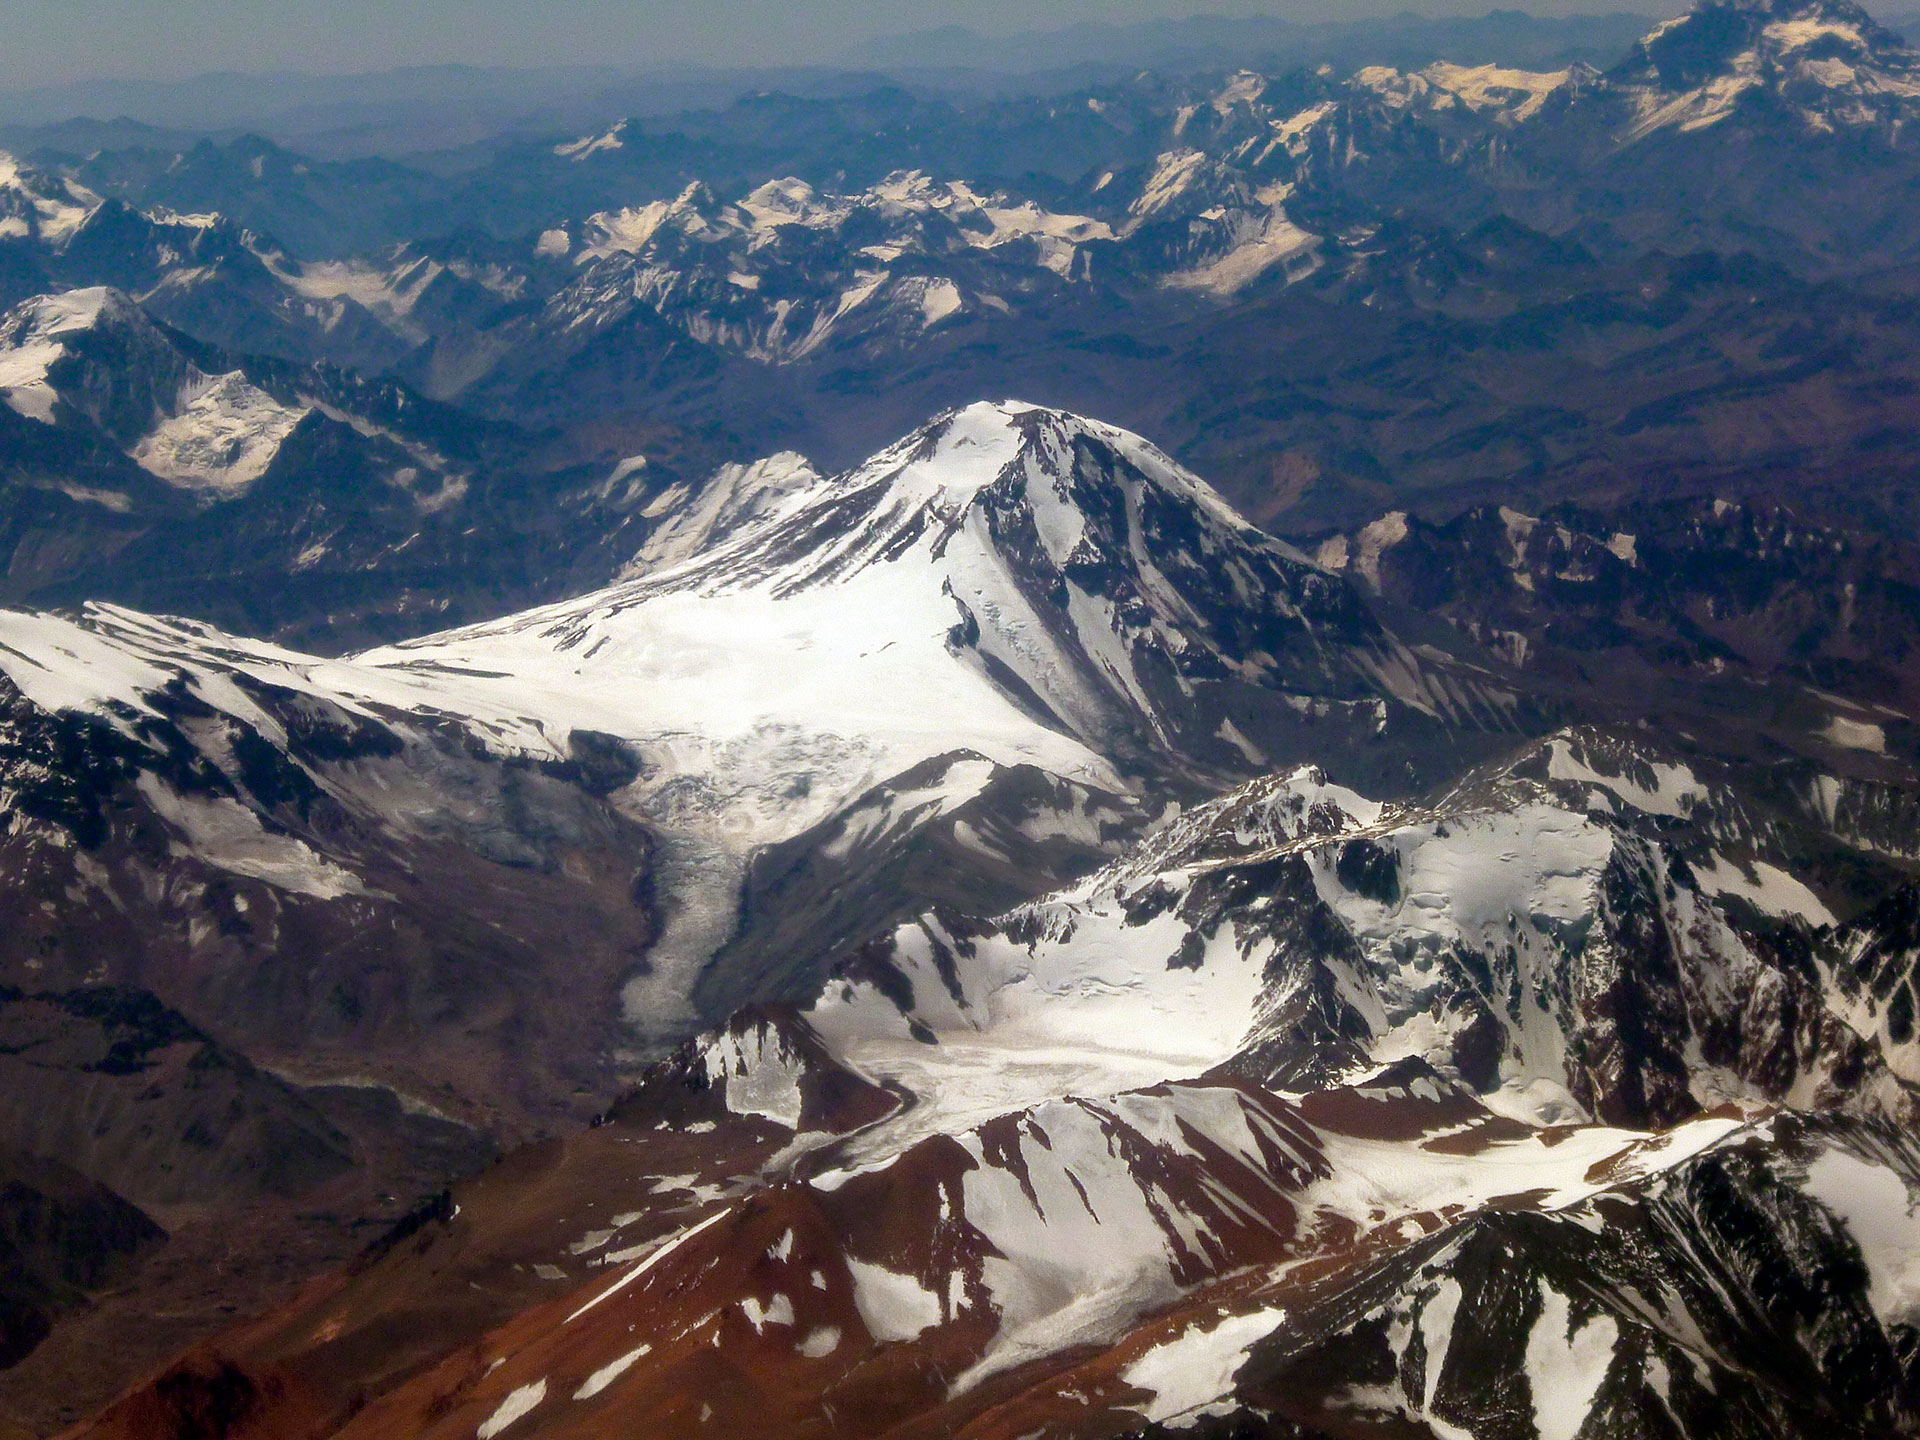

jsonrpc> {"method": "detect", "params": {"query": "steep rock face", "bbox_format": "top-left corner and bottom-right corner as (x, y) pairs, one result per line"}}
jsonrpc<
(0, 289), (196, 439)
(627, 1007), (902, 1136)
(40, 188), (430, 375)
(697, 754), (1150, 1019)
(0, 980), (495, 1424)
(1317, 497), (1920, 724)
(1829, 884), (1920, 1080)
(1128, 1115), (1920, 1439)
(0, 156), (98, 258)
(0, 987), (355, 1212)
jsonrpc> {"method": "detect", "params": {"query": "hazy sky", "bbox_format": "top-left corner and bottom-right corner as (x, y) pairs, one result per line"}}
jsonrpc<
(0, 0), (1677, 88)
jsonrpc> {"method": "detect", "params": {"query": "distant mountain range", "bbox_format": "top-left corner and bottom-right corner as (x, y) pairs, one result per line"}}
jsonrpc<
(843, 9), (1675, 75)
(0, 10), (1721, 159)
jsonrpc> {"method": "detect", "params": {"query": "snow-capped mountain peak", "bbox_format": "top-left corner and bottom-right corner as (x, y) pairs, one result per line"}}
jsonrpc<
(1350, 59), (1596, 125)
(549, 172), (1116, 361)
(625, 399), (1294, 588)
(554, 119), (628, 160)
(0, 287), (139, 422)
(327, 399), (1493, 1035)
(0, 151), (100, 247)
(1616, 0), (1920, 137)
(369, 399), (1391, 788)
(0, 286), (307, 495)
